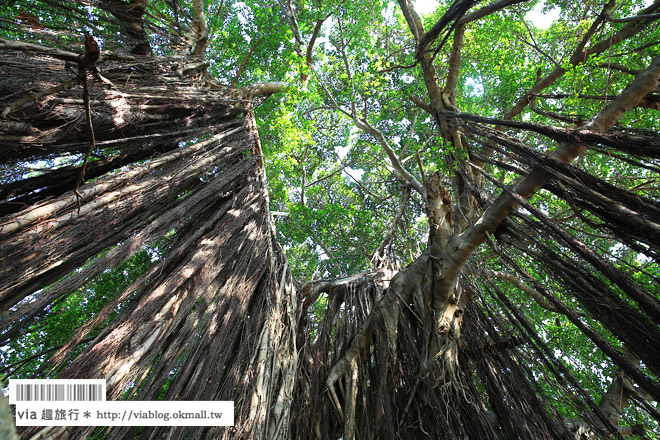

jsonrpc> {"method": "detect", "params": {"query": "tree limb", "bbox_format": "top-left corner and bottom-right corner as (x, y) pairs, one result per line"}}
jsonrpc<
(232, 37), (262, 87)
(448, 110), (660, 158)
(457, 0), (530, 24)
(0, 38), (79, 62)
(441, 53), (660, 304)
(482, 269), (558, 312)
(303, 15), (331, 81)
(597, 62), (641, 75)
(503, 0), (660, 120)
(417, 0), (476, 51)
(239, 82), (289, 99)
(186, 0), (209, 57)
(100, 0), (152, 55)
(373, 184), (411, 265)
(604, 10), (660, 23)
(320, 82), (425, 197)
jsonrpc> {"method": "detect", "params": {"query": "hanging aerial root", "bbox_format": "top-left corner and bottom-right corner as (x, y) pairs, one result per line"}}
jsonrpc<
(452, 110), (660, 159)
(73, 36), (99, 212)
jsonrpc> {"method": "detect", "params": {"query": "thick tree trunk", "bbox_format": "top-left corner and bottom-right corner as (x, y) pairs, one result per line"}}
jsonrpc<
(1, 43), (297, 439)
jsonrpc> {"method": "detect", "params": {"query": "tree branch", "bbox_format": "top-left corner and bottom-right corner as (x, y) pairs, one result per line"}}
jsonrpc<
(482, 269), (558, 312)
(397, 0), (424, 43)
(186, 0), (209, 57)
(517, 19), (560, 67)
(239, 82), (289, 99)
(283, 0), (304, 52)
(0, 38), (79, 62)
(373, 184), (411, 265)
(304, 16), (331, 75)
(336, 17), (357, 117)
(448, 110), (660, 158)
(442, 53), (660, 303)
(417, 0), (475, 51)
(503, 0), (660, 120)
(604, 10), (660, 23)
(457, 0), (530, 24)
(353, 118), (426, 196)
(320, 82), (425, 197)
(597, 62), (641, 75)
(444, 23), (465, 106)
(100, 0), (152, 55)
(231, 37), (262, 87)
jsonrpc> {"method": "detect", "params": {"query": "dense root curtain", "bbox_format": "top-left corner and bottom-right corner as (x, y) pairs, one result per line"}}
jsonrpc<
(0, 33), (295, 439)
(288, 1), (660, 439)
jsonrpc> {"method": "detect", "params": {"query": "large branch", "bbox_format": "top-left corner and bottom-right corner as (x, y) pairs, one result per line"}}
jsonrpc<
(283, 0), (303, 52)
(281, 1), (331, 82)
(441, 54), (660, 298)
(239, 81), (289, 99)
(483, 269), (557, 312)
(457, 0), (530, 24)
(399, 1), (478, 225)
(444, 23), (464, 106)
(353, 118), (426, 197)
(604, 10), (660, 23)
(504, 0), (660, 120)
(0, 39), (79, 62)
(373, 184), (411, 264)
(306, 18), (326, 68)
(185, 0), (209, 57)
(231, 37), (262, 87)
(417, 0), (476, 50)
(301, 16), (330, 82)
(447, 111), (660, 158)
(397, 0), (425, 43)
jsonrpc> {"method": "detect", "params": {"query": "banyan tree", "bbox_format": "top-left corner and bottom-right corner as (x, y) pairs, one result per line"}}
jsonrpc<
(1, 0), (659, 438)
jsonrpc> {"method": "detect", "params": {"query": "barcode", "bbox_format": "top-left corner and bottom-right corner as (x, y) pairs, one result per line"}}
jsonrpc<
(8, 379), (106, 404)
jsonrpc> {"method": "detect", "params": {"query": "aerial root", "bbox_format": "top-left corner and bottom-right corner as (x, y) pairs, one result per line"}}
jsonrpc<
(325, 354), (360, 440)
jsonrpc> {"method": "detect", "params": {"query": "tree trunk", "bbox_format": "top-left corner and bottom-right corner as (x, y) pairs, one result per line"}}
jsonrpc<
(1, 40), (296, 439)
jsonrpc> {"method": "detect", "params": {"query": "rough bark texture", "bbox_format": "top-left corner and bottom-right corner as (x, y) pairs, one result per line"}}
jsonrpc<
(1, 11), (296, 438)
